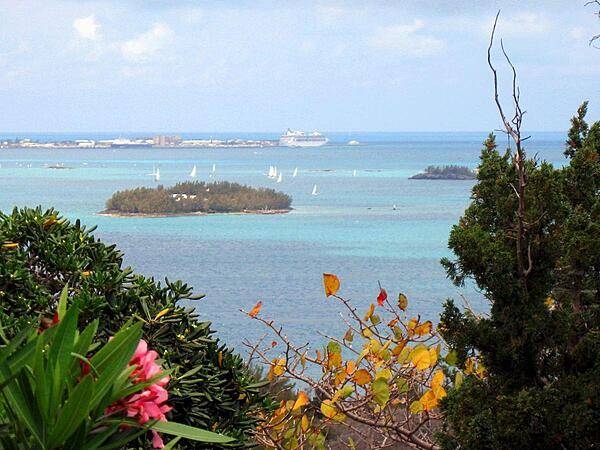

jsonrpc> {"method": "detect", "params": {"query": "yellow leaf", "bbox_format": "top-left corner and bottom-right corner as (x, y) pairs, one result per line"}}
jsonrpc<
(301, 414), (310, 432)
(414, 320), (433, 336)
(293, 391), (310, 410)
(409, 400), (424, 414)
(476, 362), (487, 379)
(428, 347), (438, 366)
(375, 368), (392, 381)
(372, 378), (390, 407)
(154, 308), (170, 320)
(352, 368), (372, 386)
(269, 358), (286, 380)
(81, 271), (92, 277)
(321, 400), (345, 422)
(410, 346), (431, 371)
(364, 303), (375, 321)
(455, 371), (464, 389)
(431, 370), (446, 399)
(398, 293), (408, 311)
(1, 242), (19, 250)
(323, 273), (340, 297)
(332, 385), (354, 402)
(218, 351), (223, 368)
(419, 390), (438, 411)
(248, 301), (263, 318)
(362, 327), (373, 338)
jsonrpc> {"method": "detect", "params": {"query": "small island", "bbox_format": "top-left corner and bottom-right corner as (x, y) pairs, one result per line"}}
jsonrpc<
(102, 181), (292, 216)
(409, 165), (477, 180)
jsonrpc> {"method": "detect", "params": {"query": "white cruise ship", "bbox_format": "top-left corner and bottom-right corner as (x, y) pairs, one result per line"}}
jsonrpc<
(279, 129), (328, 147)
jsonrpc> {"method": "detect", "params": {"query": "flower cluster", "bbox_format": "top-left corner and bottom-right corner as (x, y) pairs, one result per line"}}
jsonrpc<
(106, 340), (172, 448)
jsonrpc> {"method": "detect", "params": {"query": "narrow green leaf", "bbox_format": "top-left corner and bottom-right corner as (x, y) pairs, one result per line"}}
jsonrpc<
(49, 376), (94, 448)
(57, 284), (69, 321)
(148, 421), (235, 443)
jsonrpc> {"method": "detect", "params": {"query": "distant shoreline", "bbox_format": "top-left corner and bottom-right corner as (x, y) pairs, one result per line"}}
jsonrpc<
(98, 209), (292, 218)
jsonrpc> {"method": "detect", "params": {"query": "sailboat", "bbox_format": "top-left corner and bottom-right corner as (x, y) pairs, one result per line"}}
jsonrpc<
(212, 164), (216, 173)
(154, 168), (160, 182)
(353, 169), (357, 177)
(268, 165), (276, 178)
(292, 167), (298, 177)
(277, 172), (283, 183)
(190, 165), (197, 178)
(311, 184), (318, 196)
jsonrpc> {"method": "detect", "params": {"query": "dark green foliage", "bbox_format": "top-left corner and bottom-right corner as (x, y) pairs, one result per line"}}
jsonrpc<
(438, 108), (600, 449)
(410, 165), (476, 180)
(0, 207), (273, 448)
(105, 181), (292, 215)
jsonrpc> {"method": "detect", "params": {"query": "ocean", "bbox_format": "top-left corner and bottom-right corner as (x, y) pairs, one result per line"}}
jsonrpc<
(0, 132), (567, 352)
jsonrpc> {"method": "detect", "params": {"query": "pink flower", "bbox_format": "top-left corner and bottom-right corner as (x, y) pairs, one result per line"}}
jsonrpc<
(105, 339), (171, 448)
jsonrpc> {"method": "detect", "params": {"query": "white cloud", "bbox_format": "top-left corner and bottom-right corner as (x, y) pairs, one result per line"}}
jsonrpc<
(484, 12), (550, 37)
(120, 23), (173, 62)
(569, 26), (587, 41)
(73, 15), (101, 40)
(368, 20), (444, 57)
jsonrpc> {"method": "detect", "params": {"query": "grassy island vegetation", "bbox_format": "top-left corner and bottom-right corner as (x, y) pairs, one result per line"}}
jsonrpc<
(104, 181), (292, 215)
(410, 165), (477, 180)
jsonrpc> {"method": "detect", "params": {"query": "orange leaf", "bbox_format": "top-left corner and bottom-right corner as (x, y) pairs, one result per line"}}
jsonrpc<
(293, 391), (310, 410)
(323, 273), (340, 297)
(248, 301), (263, 318)
(345, 360), (356, 375)
(376, 288), (387, 306)
(419, 390), (438, 411)
(414, 320), (433, 336)
(398, 293), (408, 311)
(352, 368), (372, 386)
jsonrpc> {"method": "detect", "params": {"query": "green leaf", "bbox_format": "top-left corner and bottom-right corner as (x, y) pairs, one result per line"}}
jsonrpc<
(57, 284), (69, 321)
(3, 372), (45, 447)
(327, 341), (342, 356)
(49, 376), (94, 448)
(144, 420), (235, 444)
(372, 378), (390, 408)
(445, 350), (458, 367)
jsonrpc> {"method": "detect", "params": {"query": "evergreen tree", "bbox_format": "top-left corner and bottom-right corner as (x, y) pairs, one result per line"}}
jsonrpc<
(437, 107), (600, 449)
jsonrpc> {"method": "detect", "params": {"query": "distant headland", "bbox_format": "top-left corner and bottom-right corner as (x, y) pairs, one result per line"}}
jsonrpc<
(410, 165), (477, 180)
(101, 181), (292, 217)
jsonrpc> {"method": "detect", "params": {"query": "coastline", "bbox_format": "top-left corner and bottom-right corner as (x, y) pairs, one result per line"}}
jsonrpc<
(97, 209), (292, 218)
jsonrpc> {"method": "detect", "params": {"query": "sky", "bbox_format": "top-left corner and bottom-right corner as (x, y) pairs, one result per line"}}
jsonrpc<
(0, 0), (598, 132)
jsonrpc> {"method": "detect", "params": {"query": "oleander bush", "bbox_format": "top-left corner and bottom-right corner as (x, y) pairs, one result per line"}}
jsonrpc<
(0, 290), (233, 449)
(0, 206), (273, 448)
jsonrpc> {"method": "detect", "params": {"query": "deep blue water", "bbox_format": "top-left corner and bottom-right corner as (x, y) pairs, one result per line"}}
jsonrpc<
(0, 132), (567, 352)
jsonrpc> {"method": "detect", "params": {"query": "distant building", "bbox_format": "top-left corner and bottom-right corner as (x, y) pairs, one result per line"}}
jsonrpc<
(153, 135), (182, 147)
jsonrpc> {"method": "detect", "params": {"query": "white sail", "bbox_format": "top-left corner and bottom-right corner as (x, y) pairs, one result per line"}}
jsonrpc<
(212, 164), (216, 173)
(154, 168), (160, 182)
(353, 169), (357, 177)
(311, 184), (318, 196)
(190, 165), (197, 178)
(268, 165), (276, 178)
(292, 167), (298, 177)
(277, 172), (283, 183)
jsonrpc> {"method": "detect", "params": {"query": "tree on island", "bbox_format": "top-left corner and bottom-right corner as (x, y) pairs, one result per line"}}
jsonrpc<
(437, 14), (600, 449)
(105, 181), (291, 215)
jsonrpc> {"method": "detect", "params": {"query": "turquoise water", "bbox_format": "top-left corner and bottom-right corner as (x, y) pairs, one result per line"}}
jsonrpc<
(0, 132), (566, 350)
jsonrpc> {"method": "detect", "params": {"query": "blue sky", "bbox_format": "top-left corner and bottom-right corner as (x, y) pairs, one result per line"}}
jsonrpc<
(0, 0), (598, 132)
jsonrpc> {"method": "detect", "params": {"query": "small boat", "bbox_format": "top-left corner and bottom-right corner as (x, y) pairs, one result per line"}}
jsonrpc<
(154, 168), (160, 182)
(190, 165), (197, 178)
(277, 172), (283, 183)
(311, 184), (318, 196)
(211, 164), (216, 173)
(348, 140), (360, 146)
(292, 167), (298, 177)
(353, 169), (357, 177)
